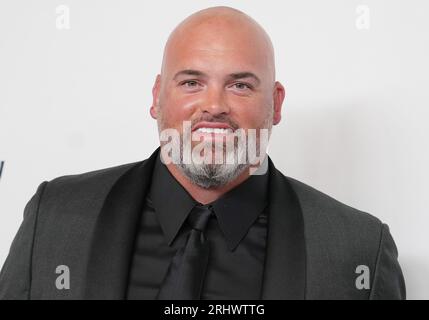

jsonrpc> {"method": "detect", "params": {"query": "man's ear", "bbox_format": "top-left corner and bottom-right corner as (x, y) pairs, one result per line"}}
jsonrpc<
(272, 81), (285, 126)
(150, 74), (161, 120)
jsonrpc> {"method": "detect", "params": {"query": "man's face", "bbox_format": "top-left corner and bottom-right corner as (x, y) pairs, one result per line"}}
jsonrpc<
(155, 25), (277, 138)
(151, 16), (284, 188)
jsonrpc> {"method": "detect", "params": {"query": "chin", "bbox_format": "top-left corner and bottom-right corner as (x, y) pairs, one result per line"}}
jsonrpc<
(176, 162), (249, 189)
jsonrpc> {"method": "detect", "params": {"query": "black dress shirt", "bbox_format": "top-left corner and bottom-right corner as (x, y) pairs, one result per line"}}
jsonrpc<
(126, 153), (269, 299)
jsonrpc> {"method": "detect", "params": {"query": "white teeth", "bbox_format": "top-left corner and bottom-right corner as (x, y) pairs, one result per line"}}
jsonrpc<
(196, 127), (232, 134)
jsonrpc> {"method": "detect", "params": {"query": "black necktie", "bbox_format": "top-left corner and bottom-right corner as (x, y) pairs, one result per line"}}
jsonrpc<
(156, 204), (213, 300)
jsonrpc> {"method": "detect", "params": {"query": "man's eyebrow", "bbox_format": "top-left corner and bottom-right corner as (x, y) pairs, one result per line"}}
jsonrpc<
(172, 69), (261, 85)
(173, 69), (208, 80)
(228, 72), (261, 85)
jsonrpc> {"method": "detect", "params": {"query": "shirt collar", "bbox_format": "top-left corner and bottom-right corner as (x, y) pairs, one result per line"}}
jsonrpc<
(148, 152), (197, 247)
(148, 152), (269, 251)
(211, 165), (269, 251)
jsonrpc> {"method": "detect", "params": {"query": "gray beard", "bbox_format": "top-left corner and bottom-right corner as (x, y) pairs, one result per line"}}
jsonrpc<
(169, 138), (250, 189)
(157, 105), (273, 189)
(176, 162), (249, 189)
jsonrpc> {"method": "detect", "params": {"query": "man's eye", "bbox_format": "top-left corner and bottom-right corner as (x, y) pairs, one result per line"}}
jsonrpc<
(181, 80), (199, 87)
(233, 83), (252, 90)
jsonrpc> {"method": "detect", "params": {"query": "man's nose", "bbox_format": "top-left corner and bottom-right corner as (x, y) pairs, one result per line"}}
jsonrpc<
(200, 86), (230, 115)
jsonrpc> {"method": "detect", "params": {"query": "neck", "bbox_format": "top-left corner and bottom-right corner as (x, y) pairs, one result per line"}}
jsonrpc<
(164, 161), (263, 205)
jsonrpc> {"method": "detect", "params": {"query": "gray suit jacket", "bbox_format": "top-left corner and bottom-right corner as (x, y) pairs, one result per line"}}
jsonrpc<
(0, 147), (406, 299)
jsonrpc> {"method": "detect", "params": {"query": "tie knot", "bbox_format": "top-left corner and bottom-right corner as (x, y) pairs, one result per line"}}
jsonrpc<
(187, 204), (213, 232)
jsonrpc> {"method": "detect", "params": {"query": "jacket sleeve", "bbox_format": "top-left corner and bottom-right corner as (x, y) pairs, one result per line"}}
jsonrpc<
(0, 181), (48, 300)
(369, 223), (406, 300)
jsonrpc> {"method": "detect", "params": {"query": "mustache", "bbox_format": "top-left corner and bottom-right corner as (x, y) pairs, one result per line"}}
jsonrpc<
(192, 115), (239, 131)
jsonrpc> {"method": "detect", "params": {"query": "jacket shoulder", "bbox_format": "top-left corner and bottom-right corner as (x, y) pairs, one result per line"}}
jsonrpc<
(50, 160), (142, 185)
(46, 160), (143, 192)
(285, 176), (382, 228)
(39, 160), (146, 212)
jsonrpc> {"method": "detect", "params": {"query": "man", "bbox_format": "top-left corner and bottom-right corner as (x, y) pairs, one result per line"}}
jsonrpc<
(0, 6), (405, 300)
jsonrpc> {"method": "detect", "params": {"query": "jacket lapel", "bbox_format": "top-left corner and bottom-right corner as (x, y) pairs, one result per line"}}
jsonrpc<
(261, 157), (307, 299)
(83, 147), (160, 299)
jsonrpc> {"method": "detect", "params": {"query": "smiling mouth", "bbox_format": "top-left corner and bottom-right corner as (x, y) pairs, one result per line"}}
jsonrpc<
(194, 127), (234, 134)
(191, 120), (236, 133)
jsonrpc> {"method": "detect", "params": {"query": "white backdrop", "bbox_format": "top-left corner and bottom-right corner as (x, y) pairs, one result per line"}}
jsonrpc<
(0, 0), (428, 299)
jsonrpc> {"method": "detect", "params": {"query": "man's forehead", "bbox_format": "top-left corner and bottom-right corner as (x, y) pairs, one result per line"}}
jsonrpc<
(163, 43), (270, 77)
(161, 8), (275, 81)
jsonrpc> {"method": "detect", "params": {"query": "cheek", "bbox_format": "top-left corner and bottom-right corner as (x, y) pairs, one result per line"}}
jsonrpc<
(232, 99), (271, 129)
(159, 99), (195, 129)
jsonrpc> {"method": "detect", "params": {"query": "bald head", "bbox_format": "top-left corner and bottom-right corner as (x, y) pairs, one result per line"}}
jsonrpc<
(150, 6), (285, 190)
(161, 6), (276, 83)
